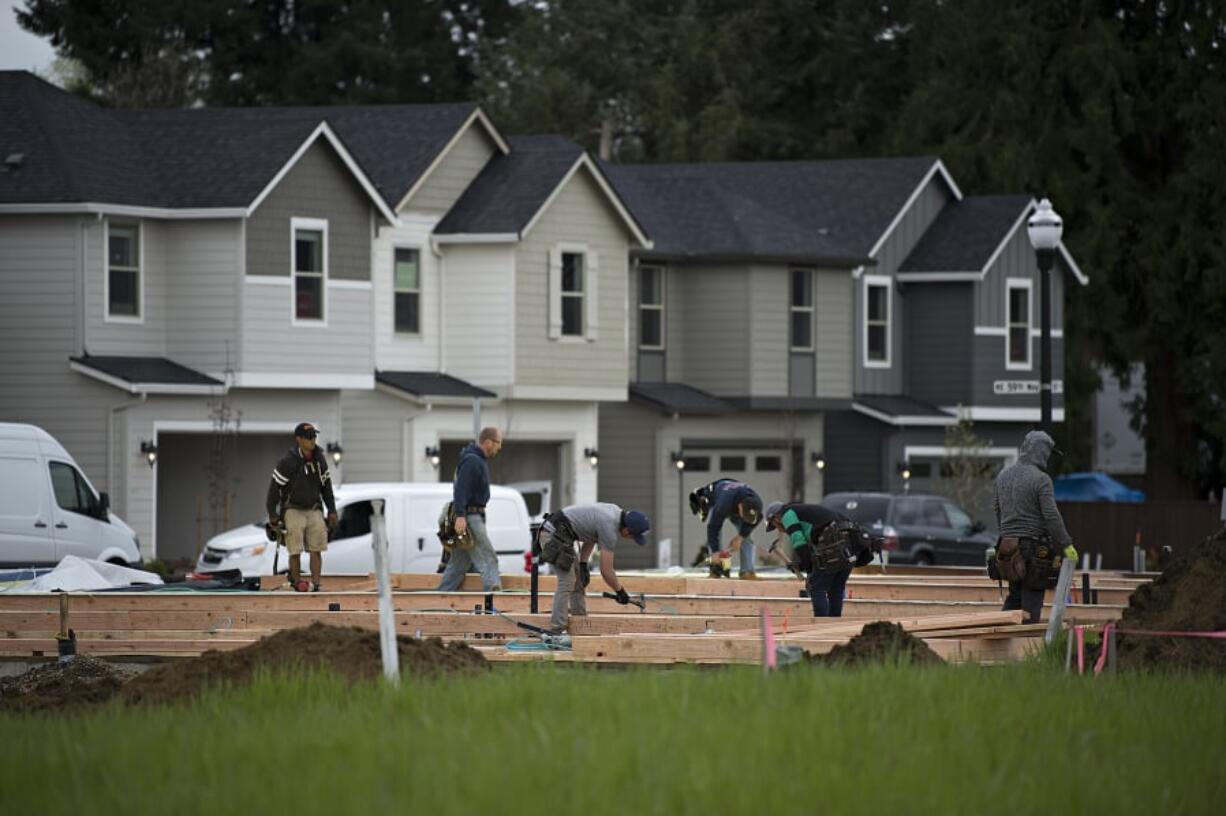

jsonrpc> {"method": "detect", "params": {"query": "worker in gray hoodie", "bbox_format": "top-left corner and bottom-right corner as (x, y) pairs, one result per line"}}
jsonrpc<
(992, 430), (1077, 623)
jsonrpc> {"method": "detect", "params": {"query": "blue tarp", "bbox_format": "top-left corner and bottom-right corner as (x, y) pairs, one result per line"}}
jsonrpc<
(1053, 472), (1145, 502)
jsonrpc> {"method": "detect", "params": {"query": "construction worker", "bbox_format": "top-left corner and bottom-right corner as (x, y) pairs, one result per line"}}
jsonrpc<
(692, 479), (763, 579)
(438, 427), (504, 592)
(266, 422), (338, 592)
(764, 501), (879, 617)
(992, 430), (1077, 623)
(536, 503), (651, 633)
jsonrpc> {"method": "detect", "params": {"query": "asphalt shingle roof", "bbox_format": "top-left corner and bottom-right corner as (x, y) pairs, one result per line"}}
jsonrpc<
(0, 71), (477, 209)
(602, 156), (944, 266)
(629, 382), (733, 414)
(434, 134), (583, 235)
(70, 355), (223, 387)
(899, 195), (1032, 273)
(377, 371), (496, 399)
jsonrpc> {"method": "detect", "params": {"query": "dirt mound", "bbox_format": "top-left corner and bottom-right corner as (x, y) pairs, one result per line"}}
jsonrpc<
(819, 621), (944, 666)
(1115, 526), (1226, 671)
(0, 655), (136, 713)
(122, 623), (488, 705)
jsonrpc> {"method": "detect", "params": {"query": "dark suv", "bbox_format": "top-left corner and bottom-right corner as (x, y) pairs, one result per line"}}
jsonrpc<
(820, 492), (995, 566)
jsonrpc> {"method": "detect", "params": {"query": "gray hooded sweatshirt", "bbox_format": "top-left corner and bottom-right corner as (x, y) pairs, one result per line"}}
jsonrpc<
(992, 431), (1072, 545)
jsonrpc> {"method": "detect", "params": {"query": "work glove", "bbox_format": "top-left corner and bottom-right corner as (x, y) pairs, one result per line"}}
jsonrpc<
(614, 587), (631, 605)
(326, 511), (338, 529)
(1063, 544), (1078, 561)
(578, 562), (591, 588)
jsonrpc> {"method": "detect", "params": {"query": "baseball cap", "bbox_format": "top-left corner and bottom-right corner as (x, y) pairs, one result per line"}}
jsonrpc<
(741, 494), (763, 525)
(764, 500), (785, 530)
(622, 510), (651, 545)
(294, 422), (319, 439)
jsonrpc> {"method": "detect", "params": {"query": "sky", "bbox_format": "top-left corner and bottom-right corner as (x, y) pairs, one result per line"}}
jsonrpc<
(0, 2), (56, 73)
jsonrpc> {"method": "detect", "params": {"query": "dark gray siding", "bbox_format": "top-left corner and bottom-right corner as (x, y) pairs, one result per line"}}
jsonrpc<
(823, 410), (887, 492)
(246, 140), (373, 281)
(905, 283), (973, 406)
(971, 335), (1065, 410)
(597, 400), (659, 569)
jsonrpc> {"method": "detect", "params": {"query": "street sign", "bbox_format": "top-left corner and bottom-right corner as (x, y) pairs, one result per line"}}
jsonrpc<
(993, 380), (1064, 395)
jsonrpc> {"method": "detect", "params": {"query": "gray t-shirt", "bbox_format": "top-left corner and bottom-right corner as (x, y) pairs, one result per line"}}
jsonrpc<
(561, 503), (623, 551)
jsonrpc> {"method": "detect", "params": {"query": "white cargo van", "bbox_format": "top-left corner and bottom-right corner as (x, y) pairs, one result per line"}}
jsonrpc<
(0, 423), (141, 568)
(195, 482), (533, 578)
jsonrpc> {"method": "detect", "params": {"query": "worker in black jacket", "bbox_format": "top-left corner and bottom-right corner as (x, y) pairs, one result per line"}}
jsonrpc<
(266, 422), (338, 592)
(765, 501), (879, 617)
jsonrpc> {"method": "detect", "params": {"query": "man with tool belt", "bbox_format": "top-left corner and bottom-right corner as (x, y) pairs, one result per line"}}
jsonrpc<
(266, 422), (338, 592)
(438, 427), (504, 592)
(691, 479), (764, 579)
(534, 503), (651, 633)
(764, 501), (879, 617)
(991, 430), (1078, 623)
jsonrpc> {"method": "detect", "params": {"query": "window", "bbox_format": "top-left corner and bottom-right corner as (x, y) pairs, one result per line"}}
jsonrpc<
(921, 499), (952, 528)
(893, 497), (922, 526)
(720, 456), (746, 471)
(790, 268), (814, 350)
(683, 456), (711, 472)
(335, 500), (375, 540)
(561, 252), (584, 336)
(107, 222), (140, 319)
(394, 248), (420, 334)
(755, 455), (782, 472)
(49, 462), (97, 517)
(639, 265), (664, 350)
(292, 218), (327, 322)
(1007, 279), (1032, 369)
(943, 502), (973, 531)
(822, 495), (889, 527)
(864, 276), (891, 366)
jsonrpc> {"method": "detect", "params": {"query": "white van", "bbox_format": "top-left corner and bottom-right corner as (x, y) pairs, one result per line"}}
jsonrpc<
(195, 482), (533, 578)
(0, 423), (141, 568)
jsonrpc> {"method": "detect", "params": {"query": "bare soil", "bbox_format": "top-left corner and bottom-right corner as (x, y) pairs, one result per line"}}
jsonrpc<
(1115, 526), (1226, 671)
(0, 624), (487, 712)
(818, 621), (944, 666)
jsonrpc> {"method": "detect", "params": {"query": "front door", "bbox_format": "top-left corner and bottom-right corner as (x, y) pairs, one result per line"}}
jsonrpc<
(0, 454), (56, 566)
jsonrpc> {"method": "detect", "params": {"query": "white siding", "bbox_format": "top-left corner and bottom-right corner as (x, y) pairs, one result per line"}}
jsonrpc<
(402, 124), (497, 215)
(372, 215), (441, 372)
(241, 281), (374, 375)
(441, 245), (515, 388)
(165, 220), (242, 374)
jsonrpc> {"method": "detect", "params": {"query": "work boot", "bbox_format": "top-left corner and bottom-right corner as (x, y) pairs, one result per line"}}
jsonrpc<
(311, 582), (322, 593)
(739, 571), (759, 580)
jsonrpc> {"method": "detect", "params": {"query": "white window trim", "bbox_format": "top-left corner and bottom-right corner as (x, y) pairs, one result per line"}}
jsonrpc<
(638, 264), (666, 351)
(790, 267), (815, 352)
(863, 274), (892, 368)
(392, 244), (423, 337)
(1005, 278), (1033, 371)
(549, 241), (597, 343)
(291, 216), (328, 327)
(104, 219), (144, 324)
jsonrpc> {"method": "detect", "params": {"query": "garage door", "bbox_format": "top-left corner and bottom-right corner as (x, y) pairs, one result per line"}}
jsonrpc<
(439, 441), (563, 509)
(676, 448), (794, 566)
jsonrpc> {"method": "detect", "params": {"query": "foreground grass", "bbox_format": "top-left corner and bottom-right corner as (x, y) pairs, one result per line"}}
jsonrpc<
(1, 661), (1223, 815)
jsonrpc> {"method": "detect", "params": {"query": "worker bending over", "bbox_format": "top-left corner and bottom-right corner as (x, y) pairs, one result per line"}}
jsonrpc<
(690, 479), (763, 579)
(764, 501), (880, 617)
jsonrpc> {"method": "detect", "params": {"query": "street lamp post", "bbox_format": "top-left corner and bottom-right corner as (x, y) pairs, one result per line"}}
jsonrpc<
(1027, 198), (1063, 430)
(671, 451), (686, 565)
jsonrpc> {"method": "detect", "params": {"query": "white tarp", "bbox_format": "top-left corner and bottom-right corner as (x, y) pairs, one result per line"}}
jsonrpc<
(0, 555), (163, 593)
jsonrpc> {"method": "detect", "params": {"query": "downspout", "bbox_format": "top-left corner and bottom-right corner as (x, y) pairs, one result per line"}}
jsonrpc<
(430, 235), (445, 373)
(108, 391), (147, 514)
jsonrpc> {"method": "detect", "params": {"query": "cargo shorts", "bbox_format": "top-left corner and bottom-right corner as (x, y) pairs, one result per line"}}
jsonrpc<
(284, 507), (328, 555)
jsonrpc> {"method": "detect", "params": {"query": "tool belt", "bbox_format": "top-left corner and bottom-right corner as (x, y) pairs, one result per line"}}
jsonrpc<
(437, 501), (475, 552)
(809, 521), (856, 574)
(992, 536), (1058, 589)
(535, 511), (578, 572)
(1026, 537), (1060, 591)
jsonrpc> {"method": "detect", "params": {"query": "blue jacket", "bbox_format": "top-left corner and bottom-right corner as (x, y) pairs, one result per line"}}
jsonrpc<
(706, 481), (762, 550)
(453, 442), (490, 511)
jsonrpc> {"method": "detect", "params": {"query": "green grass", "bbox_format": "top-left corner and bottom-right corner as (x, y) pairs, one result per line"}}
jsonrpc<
(2, 662), (1223, 815)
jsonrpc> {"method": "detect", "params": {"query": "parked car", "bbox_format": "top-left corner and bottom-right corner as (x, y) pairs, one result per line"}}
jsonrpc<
(0, 423), (141, 567)
(195, 482), (533, 578)
(1053, 472), (1145, 502)
(820, 492), (996, 566)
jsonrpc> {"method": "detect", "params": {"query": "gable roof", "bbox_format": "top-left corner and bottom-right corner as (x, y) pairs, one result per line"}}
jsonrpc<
(602, 156), (949, 268)
(434, 135), (650, 246)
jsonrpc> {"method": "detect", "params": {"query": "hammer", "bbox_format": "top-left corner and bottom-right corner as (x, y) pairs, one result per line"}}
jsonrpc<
(602, 591), (647, 611)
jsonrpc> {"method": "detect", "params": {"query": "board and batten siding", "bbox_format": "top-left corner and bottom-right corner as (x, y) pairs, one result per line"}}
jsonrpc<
(970, 335), (1065, 410)
(0, 215), (136, 496)
(514, 168), (631, 392)
(441, 244), (515, 389)
(85, 217), (168, 357)
(814, 268), (854, 399)
(401, 123), (497, 215)
(747, 265), (789, 396)
(673, 264), (750, 395)
(242, 282), (373, 374)
(245, 140), (372, 281)
(164, 220), (242, 375)
(905, 283), (973, 406)
(855, 174), (954, 395)
(975, 224), (1066, 328)
(372, 217), (440, 372)
(822, 409), (888, 493)
(596, 400), (660, 569)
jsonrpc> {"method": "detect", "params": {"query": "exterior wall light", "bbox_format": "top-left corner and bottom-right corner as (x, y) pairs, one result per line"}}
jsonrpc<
(425, 445), (441, 468)
(140, 440), (158, 468)
(326, 442), (344, 466)
(584, 447), (599, 468)
(811, 452), (827, 471)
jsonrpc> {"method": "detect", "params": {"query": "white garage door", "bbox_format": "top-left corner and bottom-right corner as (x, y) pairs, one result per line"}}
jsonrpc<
(676, 449), (793, 565)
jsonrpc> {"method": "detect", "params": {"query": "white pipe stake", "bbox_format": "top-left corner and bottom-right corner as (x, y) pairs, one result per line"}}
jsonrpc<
(370, 499), (400, 684)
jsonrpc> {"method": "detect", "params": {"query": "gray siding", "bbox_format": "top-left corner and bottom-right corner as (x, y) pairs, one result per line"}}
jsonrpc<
(673, 264), (750, 395)
(971, 335), (1065, 409)
(339, 388), (420, 482)
(855, 174), (953, 394)
(748, 265), (789, 396)
(0, 215), (136, 496)
(165, 220), (242, 374)
(514, 168), (631, 392)
(906, 283), (973, 406)
(402, 123), (497, 215)
(823, 409), (887, 492)
(86, 218), (168, 356)
(246, 140), (373, 281)
(815, 268), (853, 399)
(242, 282), (374, 374)
(596, 400), (660, 569)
